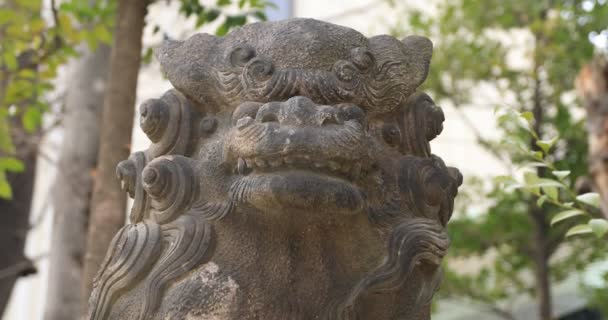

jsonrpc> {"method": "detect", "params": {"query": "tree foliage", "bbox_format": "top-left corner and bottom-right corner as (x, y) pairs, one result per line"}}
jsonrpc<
(0, 0), (115, 198)
(495, 109), (607, 237)
(391, 0), (608, 317)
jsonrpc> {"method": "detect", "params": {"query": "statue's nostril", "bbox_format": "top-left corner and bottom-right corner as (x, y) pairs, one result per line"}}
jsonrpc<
(337, 103), (366, 126)
(232, 101), (263, 125)
(261, 113), (279, 123)
(321, 115), (339, 126)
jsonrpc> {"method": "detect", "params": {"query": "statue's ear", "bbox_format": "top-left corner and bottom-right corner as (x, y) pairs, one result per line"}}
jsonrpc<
(398, 92), (443, 157)
(154, 34), (220, 107)
(155, 39), (184, 73)
(400, 36), (433, 88)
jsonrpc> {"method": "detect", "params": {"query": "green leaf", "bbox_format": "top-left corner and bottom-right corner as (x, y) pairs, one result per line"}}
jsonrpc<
(3, 51), (18, 71)
(551, 209), (585, 226)
(258, 0), (277, 9)
(523, 171), (540, 193)
(22, 107), (42, 133)
(205, 9), (220, 22)
(216, 22), (229, 36)
(552, 170), (570, 180)
(58, 13), (77, 41)
(84, 31), (99, 51)
(0, 157), (24, 172)
(0, 9), (14, 25)
(216, 14), (248, 36)
(536, 178), (563, 188)
(523, 175), (563, 190)
(537, 195), (548, 207)
(494, 175), (517, 185)
(195, 14), (207, 27)
(252, 10), (267, 21)
(531, 151), (544, 160)
(536, 135), (559, 154)
(0, 171), (12, 199)
(566, 224), (593, 237)
(519, 161), (548, 168)
(226, 14), (247, 27)
(576, 192), (600, 208)
(519, 111), (534, 122)
(523, 171), (539, 184)
(542, 186), (558, 200)
(30, 18), (46, 33)
(142, 47), (154, 64)
(0, 118), (15, 154)
(516, 111), (538, 138)
(18, 69), (36, 79)
(589, 219), (608, 238)
(94, 24), (112, 44)
(15, 0), (41, 10)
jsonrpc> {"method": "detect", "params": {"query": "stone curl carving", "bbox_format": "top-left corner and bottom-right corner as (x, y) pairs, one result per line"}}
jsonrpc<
(88, 18), (462, 320)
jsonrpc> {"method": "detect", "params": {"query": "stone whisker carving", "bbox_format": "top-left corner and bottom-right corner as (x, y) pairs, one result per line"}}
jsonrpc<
(87, 18), (462, 320)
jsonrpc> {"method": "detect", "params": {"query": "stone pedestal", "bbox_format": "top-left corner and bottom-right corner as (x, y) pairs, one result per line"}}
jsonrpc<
(87, 18), (462, 320)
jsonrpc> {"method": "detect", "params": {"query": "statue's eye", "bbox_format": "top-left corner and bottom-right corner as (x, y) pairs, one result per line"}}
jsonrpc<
(382, 124), (401, 147)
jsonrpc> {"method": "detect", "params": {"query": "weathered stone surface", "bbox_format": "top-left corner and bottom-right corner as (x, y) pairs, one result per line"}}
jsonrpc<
(86, 18), (462, 320)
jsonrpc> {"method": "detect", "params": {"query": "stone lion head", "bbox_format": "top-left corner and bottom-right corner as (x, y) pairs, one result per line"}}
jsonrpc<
(88, 19), (461, 320)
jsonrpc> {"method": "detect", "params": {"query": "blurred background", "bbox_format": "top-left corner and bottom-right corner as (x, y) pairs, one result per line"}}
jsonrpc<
(0, 0), (607, 319)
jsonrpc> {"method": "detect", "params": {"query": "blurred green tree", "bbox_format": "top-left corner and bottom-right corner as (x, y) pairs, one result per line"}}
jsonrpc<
(0, 0), (114, 316)
(390, 1), (608, 319)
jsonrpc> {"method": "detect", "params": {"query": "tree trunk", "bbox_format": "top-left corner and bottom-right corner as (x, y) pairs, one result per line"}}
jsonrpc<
(81, 0), (148, 305)
(44, 44), (110, 320)
(532, 208), (553, 320)
(576, 57), (608, 219)
(0, 125), (38, 317)
(531, 65), (553, 320)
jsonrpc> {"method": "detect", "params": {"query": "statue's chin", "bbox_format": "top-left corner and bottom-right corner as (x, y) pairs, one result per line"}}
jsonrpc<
(231, 170), (364, 218)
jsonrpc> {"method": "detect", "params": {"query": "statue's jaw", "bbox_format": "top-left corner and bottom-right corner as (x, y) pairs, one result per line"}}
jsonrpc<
(229, 170), (365, 218)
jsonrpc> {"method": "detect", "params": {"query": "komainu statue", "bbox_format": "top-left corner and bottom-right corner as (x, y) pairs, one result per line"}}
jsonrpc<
(87, 18), (462, 320)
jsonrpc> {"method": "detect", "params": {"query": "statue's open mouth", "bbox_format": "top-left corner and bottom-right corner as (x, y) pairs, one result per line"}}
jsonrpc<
(220, 97), (376, 215)
(226, 151), (370, 216)
(233, 153), (372, 182)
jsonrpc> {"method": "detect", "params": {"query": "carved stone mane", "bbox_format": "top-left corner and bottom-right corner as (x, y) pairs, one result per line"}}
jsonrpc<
(87, 18), (462, 320)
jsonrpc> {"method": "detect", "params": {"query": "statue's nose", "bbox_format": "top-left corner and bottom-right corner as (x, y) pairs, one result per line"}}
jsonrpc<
(256, 96), (338, 127)
(232, 96), (366, 128)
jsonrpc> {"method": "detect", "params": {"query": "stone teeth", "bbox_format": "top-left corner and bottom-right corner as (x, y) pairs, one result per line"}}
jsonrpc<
(268, 158), (283, 167)
(313, 162), (326, 168)
(328, 161), (340, 171)
(237, 155), (357, 179)
(255, 158), (268, 168)
(340, 163), (351, 173)
(237, 158), (247, 175)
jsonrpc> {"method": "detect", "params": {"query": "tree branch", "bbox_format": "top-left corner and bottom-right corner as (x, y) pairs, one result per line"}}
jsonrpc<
(0, 253), (47, 280)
